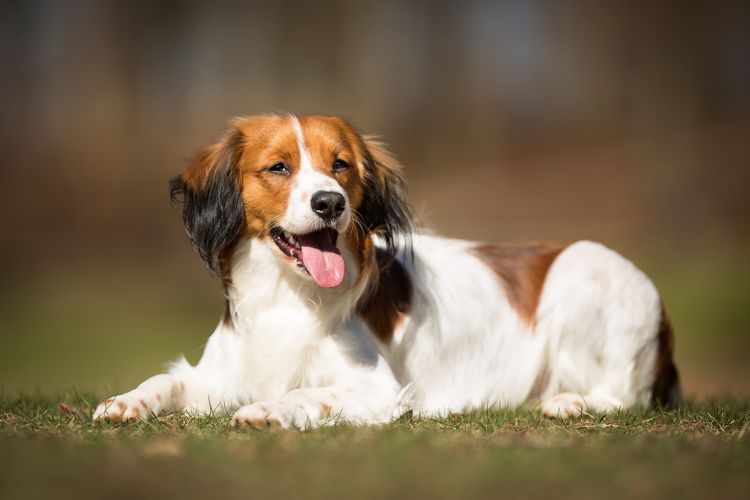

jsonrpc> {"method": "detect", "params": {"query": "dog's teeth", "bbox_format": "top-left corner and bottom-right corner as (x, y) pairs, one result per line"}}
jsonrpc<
(288, 235), (296, 245)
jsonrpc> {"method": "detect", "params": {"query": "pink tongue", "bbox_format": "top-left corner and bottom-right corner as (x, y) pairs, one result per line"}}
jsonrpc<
(298, 230), (345, 287)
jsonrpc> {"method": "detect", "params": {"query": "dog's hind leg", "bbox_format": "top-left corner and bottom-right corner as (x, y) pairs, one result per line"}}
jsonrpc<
(535, 241), (665, 420)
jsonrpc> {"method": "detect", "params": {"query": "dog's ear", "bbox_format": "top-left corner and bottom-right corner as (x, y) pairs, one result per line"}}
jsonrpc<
(358, 137), (414, 258)
(169, 129), (246, 277)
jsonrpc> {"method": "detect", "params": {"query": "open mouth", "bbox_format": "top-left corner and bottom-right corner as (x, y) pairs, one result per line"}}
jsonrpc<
(271, 227), (345, 287)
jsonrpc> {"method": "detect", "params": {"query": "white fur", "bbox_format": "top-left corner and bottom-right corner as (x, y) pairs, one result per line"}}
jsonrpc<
(94, 234), (663, 427)
(93, 119), (664, 428)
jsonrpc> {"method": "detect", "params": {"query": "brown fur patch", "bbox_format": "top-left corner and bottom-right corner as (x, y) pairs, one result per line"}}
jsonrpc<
(357, 248), (412, 343)
(651, 303), (681, 406)
(346, 221), (375, 283)
(231, 115), (297, 239)
(320, 403), (331, 418)
(472, 242), (565, 325)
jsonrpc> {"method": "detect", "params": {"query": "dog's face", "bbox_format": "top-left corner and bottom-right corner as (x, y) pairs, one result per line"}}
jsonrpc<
(236, 116), (364, 287)
(170, 114), (412, 287)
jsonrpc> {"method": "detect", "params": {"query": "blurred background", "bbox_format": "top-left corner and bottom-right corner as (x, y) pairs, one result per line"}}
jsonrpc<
(1, 0), (748, 398)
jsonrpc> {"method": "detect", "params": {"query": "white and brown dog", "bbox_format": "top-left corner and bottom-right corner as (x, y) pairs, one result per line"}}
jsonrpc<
(93, 114), (680, 427)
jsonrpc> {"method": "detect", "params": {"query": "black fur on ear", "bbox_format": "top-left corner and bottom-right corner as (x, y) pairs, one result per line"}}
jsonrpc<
(169, 130), (246, 277)
(358, 137), (415, 259)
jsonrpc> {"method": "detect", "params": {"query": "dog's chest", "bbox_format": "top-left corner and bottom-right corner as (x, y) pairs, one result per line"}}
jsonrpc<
(230, 298), (322, 400)
(226, 239), (366, 401)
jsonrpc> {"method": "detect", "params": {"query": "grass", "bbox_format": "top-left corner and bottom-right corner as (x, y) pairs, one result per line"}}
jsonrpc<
(1, 394), (749, 500)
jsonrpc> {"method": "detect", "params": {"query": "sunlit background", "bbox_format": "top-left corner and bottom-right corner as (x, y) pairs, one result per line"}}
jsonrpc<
(1, 0), (748, 397)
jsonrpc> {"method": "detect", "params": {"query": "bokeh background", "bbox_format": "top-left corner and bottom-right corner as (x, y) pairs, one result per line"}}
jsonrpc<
(1, 0), (748, 398)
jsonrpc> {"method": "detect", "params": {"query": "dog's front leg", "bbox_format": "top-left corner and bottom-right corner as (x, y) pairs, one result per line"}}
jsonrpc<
(92, 373), (187, 422)
(231, 321), (402, 429)
(231, 383), (397, 429)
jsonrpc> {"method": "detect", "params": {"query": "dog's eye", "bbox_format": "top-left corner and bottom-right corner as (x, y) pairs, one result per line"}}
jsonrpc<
(268, 163), (290, 175)
(333, 159), (350, 172)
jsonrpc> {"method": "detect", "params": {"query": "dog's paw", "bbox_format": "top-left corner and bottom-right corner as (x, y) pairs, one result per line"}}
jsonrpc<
(541, 392), (587, 419)
(93, 394), (153, 423)
(231, 402), (289, 429)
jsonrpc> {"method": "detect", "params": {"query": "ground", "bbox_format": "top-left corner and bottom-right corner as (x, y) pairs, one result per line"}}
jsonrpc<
(1, 395), (748, 500)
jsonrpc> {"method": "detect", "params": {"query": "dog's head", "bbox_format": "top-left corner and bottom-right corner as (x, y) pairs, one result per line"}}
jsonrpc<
(169, 114), (412, 287)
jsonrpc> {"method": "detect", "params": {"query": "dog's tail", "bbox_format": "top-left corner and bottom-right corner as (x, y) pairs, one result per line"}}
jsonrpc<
(651, 303), (682, 408)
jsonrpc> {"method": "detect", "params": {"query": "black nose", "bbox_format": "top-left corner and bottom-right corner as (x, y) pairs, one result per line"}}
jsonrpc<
(311, 191), (346, 220)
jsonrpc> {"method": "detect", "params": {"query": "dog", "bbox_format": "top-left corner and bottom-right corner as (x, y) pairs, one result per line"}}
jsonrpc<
(93, 114), (680, 427)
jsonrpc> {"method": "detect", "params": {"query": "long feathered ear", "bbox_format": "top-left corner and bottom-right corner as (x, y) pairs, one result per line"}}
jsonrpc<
(358, 137), (414, 258)
(169, 129), (246, 277)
